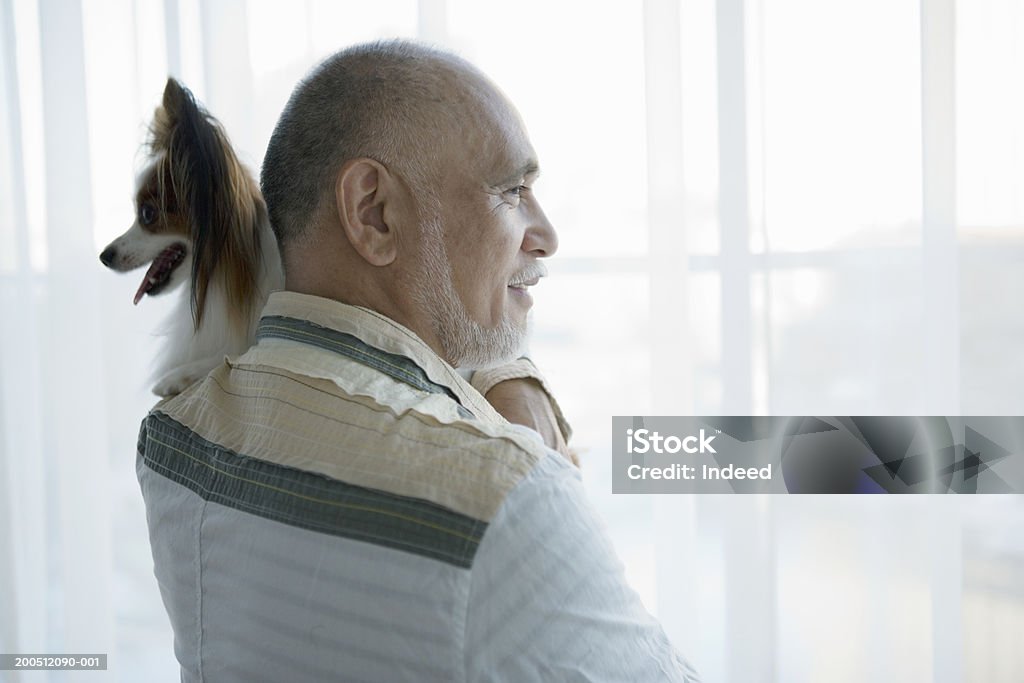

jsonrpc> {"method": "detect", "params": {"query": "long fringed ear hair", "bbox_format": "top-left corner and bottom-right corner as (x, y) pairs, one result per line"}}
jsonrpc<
(149, 78), (264, 332)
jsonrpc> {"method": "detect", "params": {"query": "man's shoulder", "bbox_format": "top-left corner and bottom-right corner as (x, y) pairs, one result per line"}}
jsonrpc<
(145, 353), (552, 525)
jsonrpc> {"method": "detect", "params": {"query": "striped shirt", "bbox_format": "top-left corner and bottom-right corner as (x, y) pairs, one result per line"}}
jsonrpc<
(137, 291), (699, 682)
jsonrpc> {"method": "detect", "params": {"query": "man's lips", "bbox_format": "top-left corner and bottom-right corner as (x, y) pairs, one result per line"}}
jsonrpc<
(508, 277), (540, 290)
(507, 277), (540, 306)
(506, 263), (546, 306)
(508, 263), (547, 290)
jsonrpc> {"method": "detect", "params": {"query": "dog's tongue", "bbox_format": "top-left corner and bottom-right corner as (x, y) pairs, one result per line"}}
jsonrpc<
(133, 267), (157, 305)
(133, 245), (184, 305)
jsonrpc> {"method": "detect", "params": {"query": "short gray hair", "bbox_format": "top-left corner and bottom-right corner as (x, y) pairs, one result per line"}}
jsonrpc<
(261, 40), (466, 251)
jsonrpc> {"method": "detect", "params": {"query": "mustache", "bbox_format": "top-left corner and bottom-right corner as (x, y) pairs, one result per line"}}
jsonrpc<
(509, 263), (548, 285)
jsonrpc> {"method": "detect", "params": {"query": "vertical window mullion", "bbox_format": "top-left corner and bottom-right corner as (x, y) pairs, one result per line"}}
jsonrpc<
(716, 3), (776, 683)
(37, 0), (114, 655)
(163, 0), (182, 80)
(717, 0), (752, 417)
(198, 0), (254, 152)
(643, 0), (691, 415)
(0, 0), (48, 656)
(643, 0), (699, 665)
(417, 0), (448, 43)
(922, 0), (960, 415)
(921, 5), (963, 682)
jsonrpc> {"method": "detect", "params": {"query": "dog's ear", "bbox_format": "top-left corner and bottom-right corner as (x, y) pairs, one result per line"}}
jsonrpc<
(171, 87), (261, 332)
(161, 78), (198, 125)
(150, 78), (197, 153)
(163, 78), (184, 109)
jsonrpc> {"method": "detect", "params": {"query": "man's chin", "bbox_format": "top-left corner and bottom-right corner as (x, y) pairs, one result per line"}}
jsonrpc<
(457, 350), (519, 371)
(452, 320), (530, 370)
(452, 339), (522, 370)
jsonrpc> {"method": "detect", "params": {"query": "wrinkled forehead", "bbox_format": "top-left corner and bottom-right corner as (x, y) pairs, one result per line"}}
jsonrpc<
(434, 66), (537, 181)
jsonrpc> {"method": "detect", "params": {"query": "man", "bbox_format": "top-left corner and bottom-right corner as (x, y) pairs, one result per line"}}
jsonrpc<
(137, 40), (699, 682)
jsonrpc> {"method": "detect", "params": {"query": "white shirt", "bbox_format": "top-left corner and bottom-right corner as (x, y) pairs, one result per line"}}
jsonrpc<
(137, 291), (700, 682)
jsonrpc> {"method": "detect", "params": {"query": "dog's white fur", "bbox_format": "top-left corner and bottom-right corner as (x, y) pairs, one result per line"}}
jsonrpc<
(102, 167), (282, 396)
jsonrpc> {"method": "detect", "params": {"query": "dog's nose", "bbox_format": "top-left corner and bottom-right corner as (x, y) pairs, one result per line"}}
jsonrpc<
(99, 246), (117, 267)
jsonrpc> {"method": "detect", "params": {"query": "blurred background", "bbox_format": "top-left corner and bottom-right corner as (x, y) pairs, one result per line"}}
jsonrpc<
(2, 0), (1024, 681)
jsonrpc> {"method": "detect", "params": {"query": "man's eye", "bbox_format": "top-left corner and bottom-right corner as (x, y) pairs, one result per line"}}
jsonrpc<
(139, 203), (158, 225)
(506, 185), (528, 199)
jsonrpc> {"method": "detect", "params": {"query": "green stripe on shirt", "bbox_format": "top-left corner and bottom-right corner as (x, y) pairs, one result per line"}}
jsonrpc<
(257, 315), (473, 418)
(139, 411), (487, 569)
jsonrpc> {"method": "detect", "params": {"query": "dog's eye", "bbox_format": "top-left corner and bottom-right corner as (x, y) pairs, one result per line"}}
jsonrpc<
(139, 203), (158, 225)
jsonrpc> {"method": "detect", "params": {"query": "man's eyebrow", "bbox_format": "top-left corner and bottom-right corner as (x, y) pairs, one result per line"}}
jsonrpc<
(492, 160), (541, 188)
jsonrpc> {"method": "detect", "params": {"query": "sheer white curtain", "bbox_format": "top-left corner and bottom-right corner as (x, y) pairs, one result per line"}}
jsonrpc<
(2, 1), (1023, 681)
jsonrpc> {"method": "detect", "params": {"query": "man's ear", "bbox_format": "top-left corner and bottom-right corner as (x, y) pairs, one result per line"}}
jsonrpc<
(335, 158), (399, 266)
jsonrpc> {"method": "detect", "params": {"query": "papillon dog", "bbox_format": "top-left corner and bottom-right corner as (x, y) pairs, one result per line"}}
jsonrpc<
(100, 78), (283, 397)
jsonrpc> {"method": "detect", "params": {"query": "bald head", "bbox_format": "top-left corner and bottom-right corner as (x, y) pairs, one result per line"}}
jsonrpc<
(261, 39), (557, 368)
(260, 40), (488, 254)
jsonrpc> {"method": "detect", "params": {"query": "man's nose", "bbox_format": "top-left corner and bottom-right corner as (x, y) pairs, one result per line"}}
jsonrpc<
(523, 202), (558, 258)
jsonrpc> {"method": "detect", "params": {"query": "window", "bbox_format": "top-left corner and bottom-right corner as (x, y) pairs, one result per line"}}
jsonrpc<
(1, 1), (1022, 680)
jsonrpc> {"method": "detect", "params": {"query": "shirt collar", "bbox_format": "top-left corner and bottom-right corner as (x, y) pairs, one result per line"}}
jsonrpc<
(257, 291), (503, 422)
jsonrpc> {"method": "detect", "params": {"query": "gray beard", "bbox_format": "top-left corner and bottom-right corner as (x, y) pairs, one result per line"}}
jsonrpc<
(411, 216), (528, 369)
